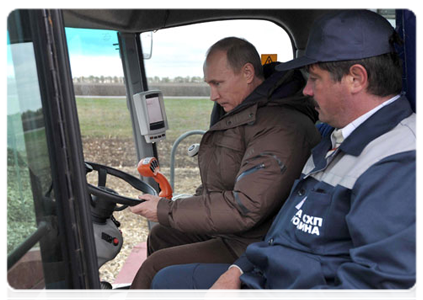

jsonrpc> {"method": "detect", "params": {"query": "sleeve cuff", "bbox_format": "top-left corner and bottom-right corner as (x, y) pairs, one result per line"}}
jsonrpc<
(233, 253), (255, 274)
(157, 197), (172, 227)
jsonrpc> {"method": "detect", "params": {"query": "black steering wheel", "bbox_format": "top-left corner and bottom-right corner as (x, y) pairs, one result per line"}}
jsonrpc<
(85, 162), (157, 207)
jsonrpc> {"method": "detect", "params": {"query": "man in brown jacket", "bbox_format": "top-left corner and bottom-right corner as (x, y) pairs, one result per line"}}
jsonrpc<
(129, 37), (321, 288)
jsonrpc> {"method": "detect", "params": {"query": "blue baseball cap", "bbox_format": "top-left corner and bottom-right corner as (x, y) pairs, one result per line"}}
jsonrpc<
(277, 10), (396, 71)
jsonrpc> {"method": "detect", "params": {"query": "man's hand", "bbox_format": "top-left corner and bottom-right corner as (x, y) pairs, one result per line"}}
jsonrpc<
(129, 194), (161, 222)
(204, 268), (241, 300)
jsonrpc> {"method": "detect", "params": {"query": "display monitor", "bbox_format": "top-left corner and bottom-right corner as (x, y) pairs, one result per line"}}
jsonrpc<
(132, 90), (168, 143)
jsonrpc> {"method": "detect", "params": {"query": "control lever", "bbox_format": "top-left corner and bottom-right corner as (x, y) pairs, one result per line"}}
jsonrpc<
(137, 157), (172, 199)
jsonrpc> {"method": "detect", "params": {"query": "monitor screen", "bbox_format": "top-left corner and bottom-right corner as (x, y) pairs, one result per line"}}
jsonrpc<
(146, 94), (164, 130)
(132, 90), (168, 143)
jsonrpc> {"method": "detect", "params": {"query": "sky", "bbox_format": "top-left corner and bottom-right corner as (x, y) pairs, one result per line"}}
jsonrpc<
(65, 19), (294, 79)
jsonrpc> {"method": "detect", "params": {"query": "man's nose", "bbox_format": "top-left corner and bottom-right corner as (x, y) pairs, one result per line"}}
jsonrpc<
(210, 87), (220, 101)
(303, 80), (313, 97)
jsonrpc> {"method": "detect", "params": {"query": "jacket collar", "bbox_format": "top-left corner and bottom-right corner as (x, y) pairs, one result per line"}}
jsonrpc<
(209, 103), (258, 131)
(339, 95), (413, 156)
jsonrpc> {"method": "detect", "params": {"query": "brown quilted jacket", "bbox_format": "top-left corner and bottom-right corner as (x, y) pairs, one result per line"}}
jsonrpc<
(157, 70), (321, 256)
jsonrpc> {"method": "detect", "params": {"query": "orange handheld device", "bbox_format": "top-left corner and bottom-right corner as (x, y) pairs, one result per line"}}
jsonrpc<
(137, 157), (172, 200)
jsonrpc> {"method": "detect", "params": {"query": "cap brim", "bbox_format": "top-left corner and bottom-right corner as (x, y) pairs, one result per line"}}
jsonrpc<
(275, 56), (318, 71)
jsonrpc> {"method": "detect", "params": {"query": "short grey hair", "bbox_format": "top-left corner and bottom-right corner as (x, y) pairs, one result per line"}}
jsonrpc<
(206, 37), (264, 80)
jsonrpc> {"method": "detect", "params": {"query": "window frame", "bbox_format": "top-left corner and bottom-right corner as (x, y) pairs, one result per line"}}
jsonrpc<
(7, 9), (100, 289)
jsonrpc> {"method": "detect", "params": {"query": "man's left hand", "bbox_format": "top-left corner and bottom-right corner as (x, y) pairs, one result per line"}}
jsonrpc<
(129, 194), (161, 222)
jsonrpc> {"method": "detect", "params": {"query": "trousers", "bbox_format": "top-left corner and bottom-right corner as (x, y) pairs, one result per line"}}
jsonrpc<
(130, 224), (239, 289)
(151, 263), (231, 289)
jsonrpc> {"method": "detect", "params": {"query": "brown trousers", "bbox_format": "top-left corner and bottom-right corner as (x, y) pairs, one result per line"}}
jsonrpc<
(130, 224), (239, 289)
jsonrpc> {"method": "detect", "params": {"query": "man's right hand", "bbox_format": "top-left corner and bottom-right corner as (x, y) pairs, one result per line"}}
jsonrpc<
(209, 266), (242, 289)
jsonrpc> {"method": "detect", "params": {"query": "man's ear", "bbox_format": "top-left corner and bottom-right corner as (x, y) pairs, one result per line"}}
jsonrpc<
(243, 63), (255, 84)
(348, 64), (368, 94)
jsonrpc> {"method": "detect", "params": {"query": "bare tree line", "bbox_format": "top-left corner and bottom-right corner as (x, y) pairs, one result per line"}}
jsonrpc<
(72, 76), (204, 84)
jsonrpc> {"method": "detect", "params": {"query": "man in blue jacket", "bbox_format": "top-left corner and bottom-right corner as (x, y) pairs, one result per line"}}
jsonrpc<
(150, 10), (416, 289)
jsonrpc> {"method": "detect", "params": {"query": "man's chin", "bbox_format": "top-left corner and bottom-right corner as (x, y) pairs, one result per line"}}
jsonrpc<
(220, 104), (231, 112)
(316, 111), (326, 124)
